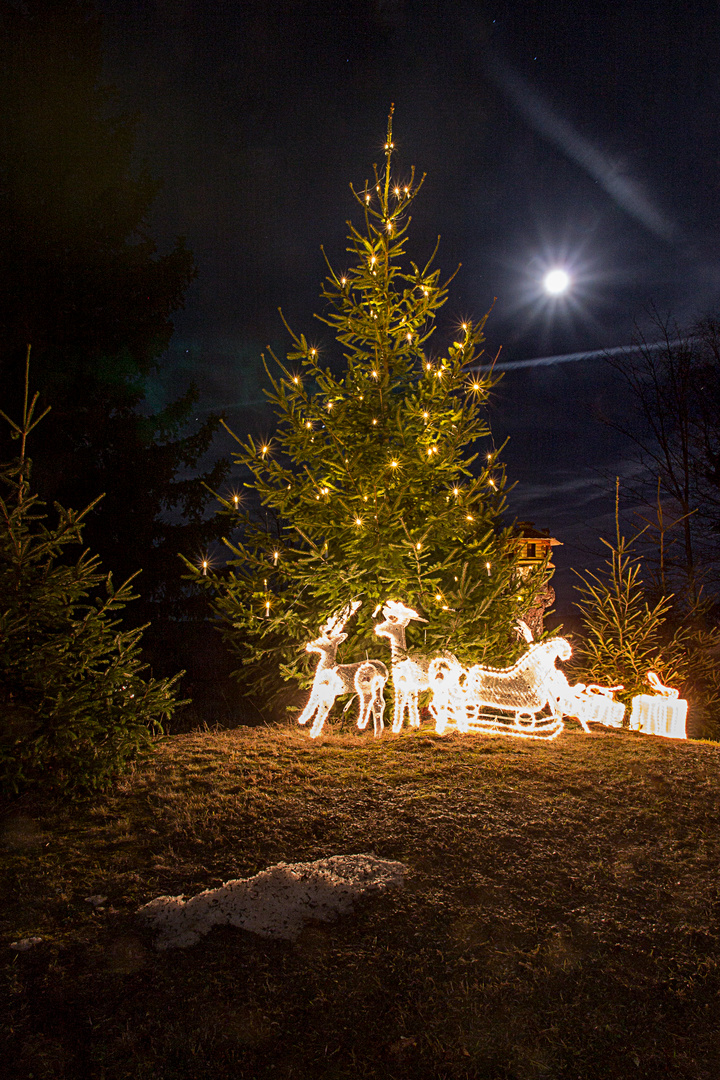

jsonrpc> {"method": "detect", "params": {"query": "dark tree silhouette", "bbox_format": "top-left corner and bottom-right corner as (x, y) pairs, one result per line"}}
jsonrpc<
(0, 1), (229, 672)
(604, 311), (720, 607)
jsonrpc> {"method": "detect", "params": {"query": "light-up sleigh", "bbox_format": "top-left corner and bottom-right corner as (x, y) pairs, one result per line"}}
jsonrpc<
(428, 638), (572, 740)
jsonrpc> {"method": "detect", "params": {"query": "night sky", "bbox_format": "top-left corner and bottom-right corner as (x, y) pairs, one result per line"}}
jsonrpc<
(96, 0), (720, 613)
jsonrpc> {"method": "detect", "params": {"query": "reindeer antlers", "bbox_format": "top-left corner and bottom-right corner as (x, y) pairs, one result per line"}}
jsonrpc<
(319, 600), (362, 638)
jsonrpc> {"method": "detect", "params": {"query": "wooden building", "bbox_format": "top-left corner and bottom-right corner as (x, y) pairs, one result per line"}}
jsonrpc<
(509, 522), (562, 639)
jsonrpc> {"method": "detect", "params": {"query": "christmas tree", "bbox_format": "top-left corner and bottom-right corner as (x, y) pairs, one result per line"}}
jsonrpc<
(194, 112), (543, 704)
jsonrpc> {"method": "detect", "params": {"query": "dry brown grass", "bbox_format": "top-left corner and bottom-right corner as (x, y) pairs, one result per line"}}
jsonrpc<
(3, 720), (720, 1079)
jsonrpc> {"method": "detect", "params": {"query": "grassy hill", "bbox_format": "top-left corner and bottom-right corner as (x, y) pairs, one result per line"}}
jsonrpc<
(3, 721), (720, 1079)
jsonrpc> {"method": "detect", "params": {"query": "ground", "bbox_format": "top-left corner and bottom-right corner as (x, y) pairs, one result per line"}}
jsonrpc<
(2, 720), (720, 1079)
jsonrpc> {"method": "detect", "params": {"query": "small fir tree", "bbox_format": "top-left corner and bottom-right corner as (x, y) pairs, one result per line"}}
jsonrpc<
(573, 480), (720, 722)
(192, 112), (543, 704)
(0, 356), (183, 795)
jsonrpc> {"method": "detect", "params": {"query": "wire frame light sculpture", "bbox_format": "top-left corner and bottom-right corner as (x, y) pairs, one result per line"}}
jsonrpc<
(297, 602), (388, 738)
(295, 602), (688, 745)
(427, 638), (572, 740)
(559, 682), (626, 731)
(374, 601), (430, 733)
(630, 672), (688, 740)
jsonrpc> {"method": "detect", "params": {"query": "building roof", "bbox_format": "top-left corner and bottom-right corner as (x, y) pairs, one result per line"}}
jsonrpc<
(512, 521), (562, 546)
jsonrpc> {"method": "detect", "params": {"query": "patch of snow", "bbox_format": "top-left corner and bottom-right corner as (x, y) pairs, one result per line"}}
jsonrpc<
(137, 853), (407, 949)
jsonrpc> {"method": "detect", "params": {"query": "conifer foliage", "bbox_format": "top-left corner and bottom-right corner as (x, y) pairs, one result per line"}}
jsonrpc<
(194, 113), (537, 702)
(0, 359), (182, 796)
(573, 481), (720, 722)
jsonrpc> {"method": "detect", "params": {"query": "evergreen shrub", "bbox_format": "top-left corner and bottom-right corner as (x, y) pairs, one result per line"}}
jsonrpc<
(0, 372), (182, 795)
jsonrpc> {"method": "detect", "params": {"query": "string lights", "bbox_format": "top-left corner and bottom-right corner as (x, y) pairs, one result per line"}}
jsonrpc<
(630, 672), (688, 739)
(295, 603), (690, 747)
(374, 601), (430, 732)
(297, 603), (388, 738)
(557, 681), (626, 731)
(427, 638), (572, 740)
(232, 114), (686, 747)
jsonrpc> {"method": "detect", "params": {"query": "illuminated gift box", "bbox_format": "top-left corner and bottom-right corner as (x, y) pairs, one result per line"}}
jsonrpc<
(578, 691), (626, 729)
(629, 672), (687, 740)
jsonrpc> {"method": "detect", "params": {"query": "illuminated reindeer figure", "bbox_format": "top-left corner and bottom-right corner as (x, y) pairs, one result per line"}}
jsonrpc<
(374, 600), (433, 733)
(297, 602), (388, 739)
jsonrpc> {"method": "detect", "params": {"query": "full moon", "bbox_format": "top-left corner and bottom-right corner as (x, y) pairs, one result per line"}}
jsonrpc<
(543, 268), (571, 295)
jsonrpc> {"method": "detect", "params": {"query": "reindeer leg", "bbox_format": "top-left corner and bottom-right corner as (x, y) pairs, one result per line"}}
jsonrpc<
(356, 691), (371, 730)
(433, 700), (447, 736)
(354, 664), (374, 731)
(309, 701), (334, 739)
(305, 671), (342, 738)
(408, 694), (421, 728)
(371, 677), (386, 737)
(297, 691), (319, 727)
(392, 692), (405, 734)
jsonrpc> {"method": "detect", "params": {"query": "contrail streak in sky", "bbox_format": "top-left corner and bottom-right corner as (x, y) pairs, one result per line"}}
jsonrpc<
(474, 339), (690, 372)
(484, 55), (679, 244)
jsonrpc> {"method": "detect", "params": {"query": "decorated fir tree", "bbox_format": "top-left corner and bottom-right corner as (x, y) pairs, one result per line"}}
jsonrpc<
(193, 112), (544, 703)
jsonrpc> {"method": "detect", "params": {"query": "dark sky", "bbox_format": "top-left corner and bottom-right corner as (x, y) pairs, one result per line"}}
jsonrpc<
(97, 0), (720, 611)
